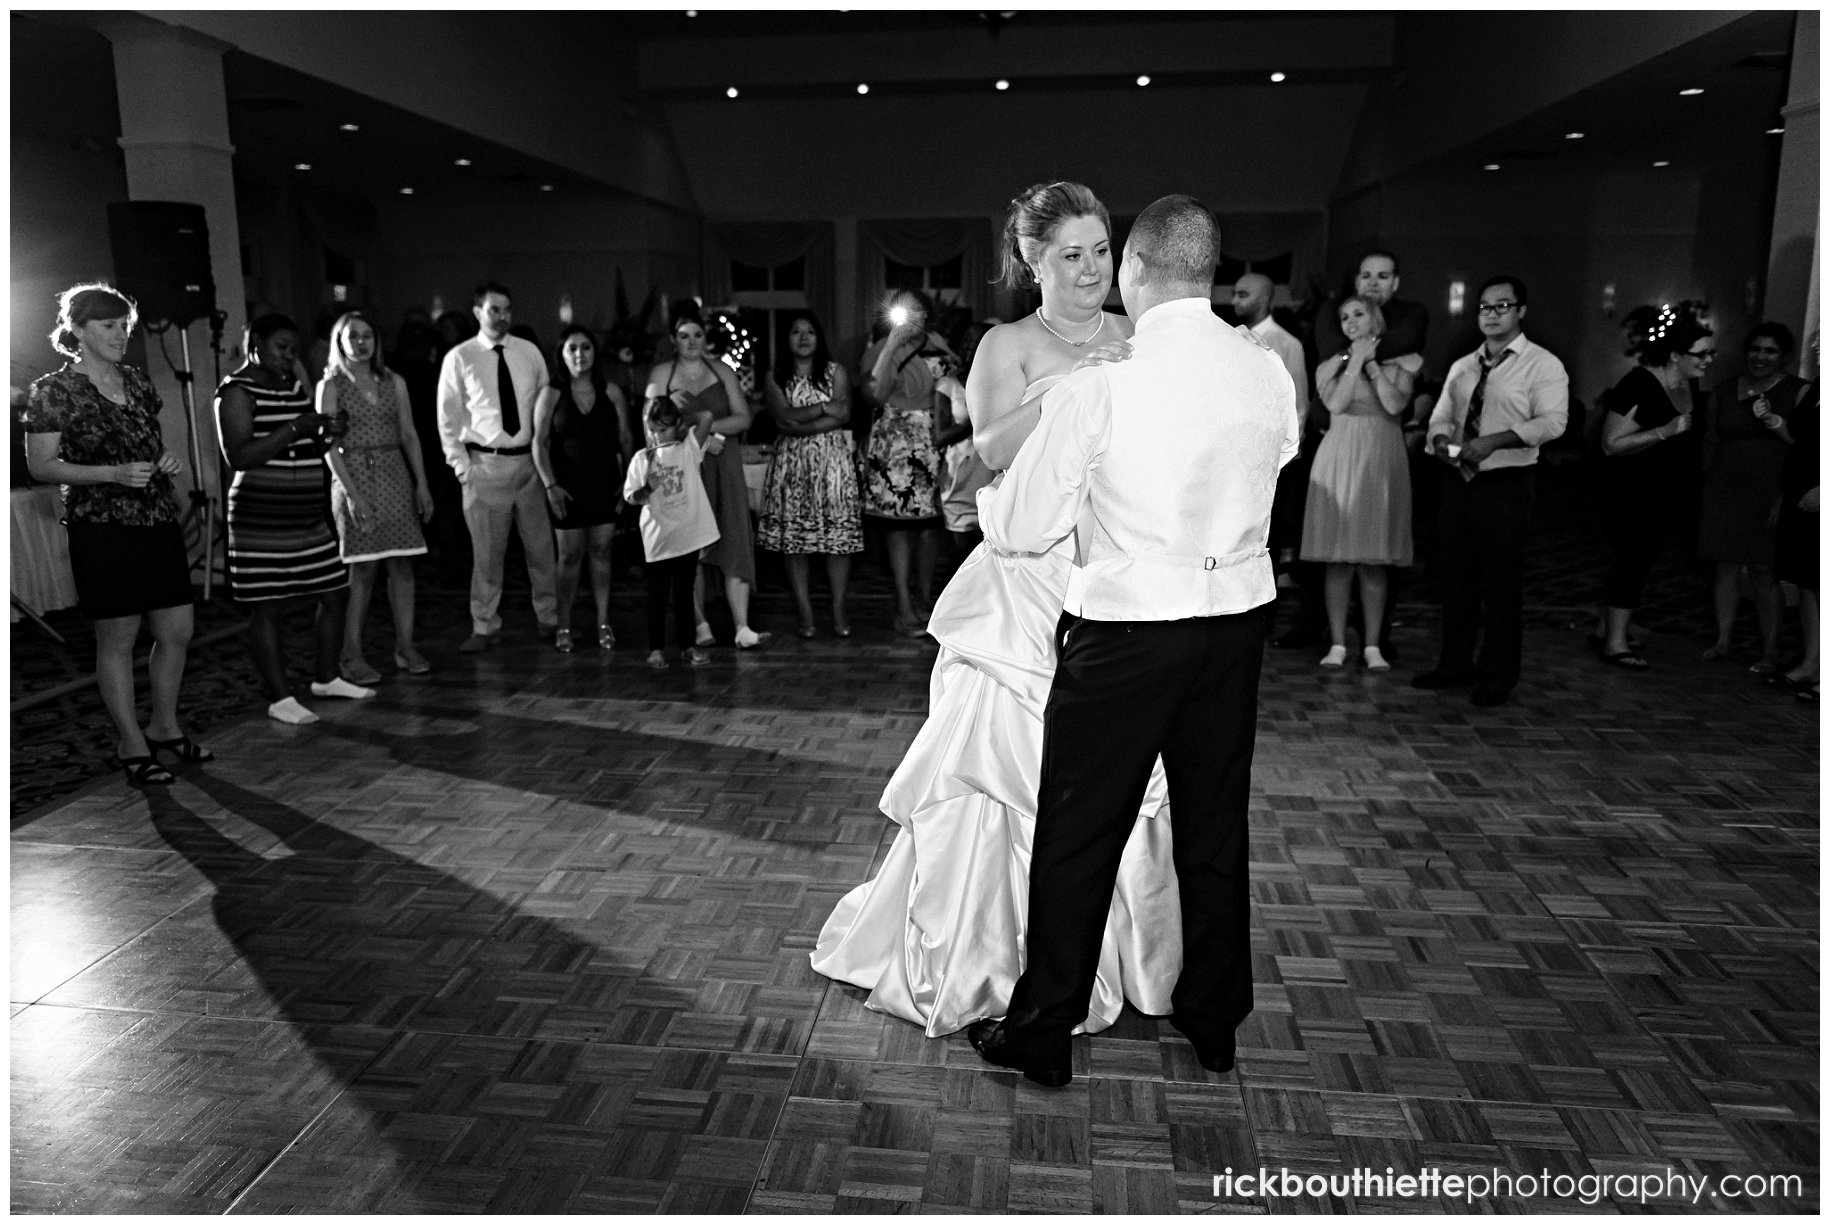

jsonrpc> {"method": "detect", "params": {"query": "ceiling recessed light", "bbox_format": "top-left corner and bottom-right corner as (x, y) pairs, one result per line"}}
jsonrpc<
(685, 8), (697, 15)
(856, 83), (870, 95)
(540, 184), (554, 192)
(339, 123), (359, 132)
(454, 157), (472, 166)
(1483, 163), (1500, 171)
(293, 162), (311, 171)
(726, 86), (739, 98)
(1652, 160), (1670, 167)
(1679, 87), (1704, 96)
(1269, 71), (1286, 83)
(1136, 75), (1151, 87)
(399, 186), (414, 195)
(1565, 131), (1584, 139)
(1768, 126), (1785, 134)
(995, 79), (1009, 91)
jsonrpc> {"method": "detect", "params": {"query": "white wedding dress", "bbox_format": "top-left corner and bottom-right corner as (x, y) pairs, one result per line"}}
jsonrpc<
(812, 379), (1183, 1038)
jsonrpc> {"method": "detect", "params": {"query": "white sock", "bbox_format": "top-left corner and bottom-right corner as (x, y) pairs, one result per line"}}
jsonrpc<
(1319, 645), (1348, 668)
(268, 697), (320, 725)
(1363, 646), (1391, 671)
(310, 677), (376, 699)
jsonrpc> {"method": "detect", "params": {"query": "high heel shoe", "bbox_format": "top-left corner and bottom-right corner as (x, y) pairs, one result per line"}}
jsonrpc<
(797, 623), (817, 639)
(393, 647), (431, 675)
(146, 735), (214, 764)
(554, 628), (574, 653)
(112, 753), (175, 786)
(598, 623), (615, 650)
(1319, 645), (1347, 668)
(1362, 646), (1391, 672)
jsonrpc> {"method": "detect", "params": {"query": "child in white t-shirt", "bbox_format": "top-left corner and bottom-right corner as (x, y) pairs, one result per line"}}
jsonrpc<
(623, 399), (720, 669)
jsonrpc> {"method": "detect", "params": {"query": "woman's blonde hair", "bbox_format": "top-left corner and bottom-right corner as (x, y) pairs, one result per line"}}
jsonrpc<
(1338, 294), (1387, 339)
(324, 310), (389, 382)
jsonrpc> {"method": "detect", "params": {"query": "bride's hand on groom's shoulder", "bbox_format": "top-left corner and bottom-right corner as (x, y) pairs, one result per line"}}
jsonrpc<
(1072, 340), (1133, 372)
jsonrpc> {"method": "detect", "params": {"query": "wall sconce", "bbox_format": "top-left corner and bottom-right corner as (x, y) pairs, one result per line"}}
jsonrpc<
(558, 294), (574, 325)
(1448, 281), (1465, 318)
(430, 295), (445, 317)
(331, 284), (348, 304)
(1601, 282), (1616, 317)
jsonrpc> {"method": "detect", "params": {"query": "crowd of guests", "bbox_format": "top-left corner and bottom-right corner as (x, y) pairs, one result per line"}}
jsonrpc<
(21, 251), (1819, 777)
(1260, 253), (1818, 706)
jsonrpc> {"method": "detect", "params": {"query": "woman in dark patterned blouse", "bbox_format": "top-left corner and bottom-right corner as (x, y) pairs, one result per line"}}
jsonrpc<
(23, 283), (208, 785)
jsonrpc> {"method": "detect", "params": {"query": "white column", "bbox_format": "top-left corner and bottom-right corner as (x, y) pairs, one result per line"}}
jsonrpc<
(1766, 11), (1819, 353)
(99, 18), (247, 582)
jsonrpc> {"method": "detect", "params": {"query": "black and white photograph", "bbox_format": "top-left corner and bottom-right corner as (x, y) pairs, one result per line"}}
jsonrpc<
(9, 8), (1818, 1214)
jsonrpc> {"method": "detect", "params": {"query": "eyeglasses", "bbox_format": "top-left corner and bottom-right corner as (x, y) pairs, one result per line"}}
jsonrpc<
(1476, 301), (1518, 316)
(1686, 349), (1716, 361)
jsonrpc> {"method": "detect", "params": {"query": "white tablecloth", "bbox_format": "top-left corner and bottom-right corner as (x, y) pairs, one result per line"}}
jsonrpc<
(11, 485), (78, 619)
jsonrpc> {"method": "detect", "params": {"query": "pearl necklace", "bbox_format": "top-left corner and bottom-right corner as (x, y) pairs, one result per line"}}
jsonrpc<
(1035, 309), (1104, 347)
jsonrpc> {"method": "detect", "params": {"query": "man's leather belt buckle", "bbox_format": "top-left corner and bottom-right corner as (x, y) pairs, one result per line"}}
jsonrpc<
(1203, 556), (1218, 571)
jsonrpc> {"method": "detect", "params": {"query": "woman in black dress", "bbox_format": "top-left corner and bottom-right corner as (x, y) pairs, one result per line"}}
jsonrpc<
(23, 283), (207, 784)
(1699, 322), (1806, 671)
(1592, 314), (1710, 668)
(534, 325), (632, 651)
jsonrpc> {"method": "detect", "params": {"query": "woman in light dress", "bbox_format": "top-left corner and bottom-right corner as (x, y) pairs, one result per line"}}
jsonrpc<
(812, 182), (1183, 1038)
(1300, 295), (1421, 671)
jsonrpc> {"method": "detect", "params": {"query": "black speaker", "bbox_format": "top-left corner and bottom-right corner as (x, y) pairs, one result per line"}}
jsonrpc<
(107, 201), (216, 326)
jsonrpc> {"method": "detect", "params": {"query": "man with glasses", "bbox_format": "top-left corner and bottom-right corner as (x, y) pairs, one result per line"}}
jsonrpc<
(1413, 275), (1568, 706)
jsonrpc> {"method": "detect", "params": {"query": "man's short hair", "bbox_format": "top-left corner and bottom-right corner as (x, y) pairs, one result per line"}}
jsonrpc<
(1360, 250), (1401, 276)
(1127, 194), (1219, 289)
(474, 281), (512, 308)
(1478, 274), (1527, 307)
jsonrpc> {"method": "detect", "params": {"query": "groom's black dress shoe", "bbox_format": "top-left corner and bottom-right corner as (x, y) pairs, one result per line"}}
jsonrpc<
(967, 1019), (1072, 1087)
(1169, 1019), (1237, 1074)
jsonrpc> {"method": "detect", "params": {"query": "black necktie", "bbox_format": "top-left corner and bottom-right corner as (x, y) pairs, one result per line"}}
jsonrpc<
(1463, 349), (1513, 441)
(494, 344), (521, 438)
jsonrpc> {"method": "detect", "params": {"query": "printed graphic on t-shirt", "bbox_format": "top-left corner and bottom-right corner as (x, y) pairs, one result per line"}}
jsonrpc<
(652, 458), (686, 499)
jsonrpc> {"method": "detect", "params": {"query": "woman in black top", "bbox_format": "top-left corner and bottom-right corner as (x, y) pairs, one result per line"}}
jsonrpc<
(1592, 314), (1712, 668)
(533, 325), (632, 651)
(23, 283), (207, 784)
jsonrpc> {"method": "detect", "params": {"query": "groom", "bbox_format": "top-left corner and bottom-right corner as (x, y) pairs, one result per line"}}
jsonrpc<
(970, 194), (1300, 1086)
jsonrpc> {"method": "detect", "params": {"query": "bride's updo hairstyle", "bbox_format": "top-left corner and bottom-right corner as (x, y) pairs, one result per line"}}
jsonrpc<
(998, 181), (1111, 292)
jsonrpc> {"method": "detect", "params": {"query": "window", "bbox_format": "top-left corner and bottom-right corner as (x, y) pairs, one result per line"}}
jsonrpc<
(727, 257), (811, 396)
(884, 255), (963, 302)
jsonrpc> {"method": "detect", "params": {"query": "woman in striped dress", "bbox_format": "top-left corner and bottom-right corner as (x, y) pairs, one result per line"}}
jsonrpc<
(216, 314), (372, 724)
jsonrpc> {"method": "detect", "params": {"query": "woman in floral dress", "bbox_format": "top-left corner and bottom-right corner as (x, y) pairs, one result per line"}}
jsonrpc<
(320, 311), (434, 681)
(860, 292), (948, 636)
(758, 311), (862, 637)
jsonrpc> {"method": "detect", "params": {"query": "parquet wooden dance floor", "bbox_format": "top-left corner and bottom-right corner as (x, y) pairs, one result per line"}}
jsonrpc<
(11, 612), (1818, 1213)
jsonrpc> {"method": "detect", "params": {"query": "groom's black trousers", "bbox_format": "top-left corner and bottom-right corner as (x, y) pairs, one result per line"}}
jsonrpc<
(1005, 606), (1266, 1050)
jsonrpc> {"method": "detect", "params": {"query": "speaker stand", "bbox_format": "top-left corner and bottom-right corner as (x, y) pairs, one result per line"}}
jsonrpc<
(172, 325), (218, 601)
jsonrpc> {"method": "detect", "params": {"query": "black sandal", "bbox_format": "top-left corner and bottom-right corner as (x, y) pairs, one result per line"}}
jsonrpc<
(115, 755), (175, 786)
(146, 735), (215, 764)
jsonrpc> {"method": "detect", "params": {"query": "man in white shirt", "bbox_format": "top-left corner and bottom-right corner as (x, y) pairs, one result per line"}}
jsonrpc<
(436, 282), (559, 651)
(969, 196), (1300, 1087)
(1230, 272), (1306, 406)
(1413, 274), (1568, 706)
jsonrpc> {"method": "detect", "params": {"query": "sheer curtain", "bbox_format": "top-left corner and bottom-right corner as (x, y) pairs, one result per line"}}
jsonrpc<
(703, 221), (835, 328)
(856, 218), (995, 330)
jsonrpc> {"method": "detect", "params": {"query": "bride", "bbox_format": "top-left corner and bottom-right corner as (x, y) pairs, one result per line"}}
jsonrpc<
(812, 181), (1182, 1037)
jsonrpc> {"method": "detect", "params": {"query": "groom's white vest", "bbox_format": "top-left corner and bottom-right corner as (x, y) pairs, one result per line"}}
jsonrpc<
(983, 297), (1300, 621)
